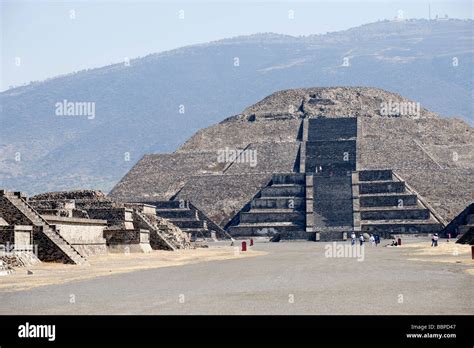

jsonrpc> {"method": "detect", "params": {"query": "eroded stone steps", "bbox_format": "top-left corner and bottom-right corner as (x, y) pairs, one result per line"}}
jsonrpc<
(357, 170), (444, 235)
(2, 192), (87, 264)
(260, 184), (304, 197)
(361, 219), (443, 234)
(359, 193), (418, 207)
(180, 228), (211, 239)
(155, 208), (198, 219)
(133, 210), (177, 250)
(358, 169), (393, 181)
(251, 197), (304, 210)
(41, 226), (87, 264)
(169, 218), (205, 229)
(272, 173), (305, 185)
(228, 173), (306, 238)
(440, 203), (473, 239)
(360, 206), (430, 220)
(240, 209), (305, 224)
(359, 180), (406, 194)
(307, 118), (357, 141)
(151, 200), (228, 239)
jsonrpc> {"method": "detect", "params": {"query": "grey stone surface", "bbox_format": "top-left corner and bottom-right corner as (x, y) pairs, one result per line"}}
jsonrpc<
(0, 240), (472, 315)
(109, 87), (473, 230)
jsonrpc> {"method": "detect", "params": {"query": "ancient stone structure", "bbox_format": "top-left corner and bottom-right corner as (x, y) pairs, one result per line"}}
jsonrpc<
(110, 87), (473, 240)
(128, 203), (193, 249)
(29, 190), (192, 253)
(0, 190), (87, 264)
(456, 227), (474, 245)
(144, 200), (229, 241)
(0, 189), (193, 265)
(440, 203), (474, 244)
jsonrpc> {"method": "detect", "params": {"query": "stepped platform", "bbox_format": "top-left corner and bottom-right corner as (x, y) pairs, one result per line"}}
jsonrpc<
(360, 206), (430, 220)
(359, 181), (406, 194)
(228, 222), (306, 238)
(240, 210), (305, 224)
(441, 203), (474, 240)
(144, 200), (228, 240)
(357, 170), (444, 237)
(0, 191), (87, 264)
(251, 197), (305, 210)
(260, 184), (304, 197)
(359, 193), (418, 207)
(227, 173), (307, 239)
(360, 220), (443, 235)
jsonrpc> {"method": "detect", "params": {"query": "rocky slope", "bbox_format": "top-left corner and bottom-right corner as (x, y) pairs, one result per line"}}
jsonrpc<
(1, 19), (473, 194)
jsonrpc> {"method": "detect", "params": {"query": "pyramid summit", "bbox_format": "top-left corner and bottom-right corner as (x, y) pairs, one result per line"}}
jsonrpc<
(109, 87), (473, 240)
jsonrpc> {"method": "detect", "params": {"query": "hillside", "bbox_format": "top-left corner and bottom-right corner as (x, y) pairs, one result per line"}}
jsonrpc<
(1, 19), (473, 194)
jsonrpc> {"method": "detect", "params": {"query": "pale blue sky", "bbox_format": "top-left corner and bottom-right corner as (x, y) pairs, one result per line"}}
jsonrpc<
(1, 0), (472, 90)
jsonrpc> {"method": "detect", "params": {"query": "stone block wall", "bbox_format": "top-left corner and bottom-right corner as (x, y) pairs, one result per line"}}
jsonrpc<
(225, 142), (299, 174)
(32, 226), (75, 264)
(176, 174), (272, 227)
(103, 228), (151, 253)
(0, 196), (31, 225)
(0, 226), (14, 245)
(308, 117), (357, 141)
(313, 176), (354, 229)
(109, 152), (224, 202)
(42, 215), (107, 255)
(306, 140), (356, 173)
(307, 118), (357, 235)
(86, 208), (134, 229)
(0, 225), (33, 251)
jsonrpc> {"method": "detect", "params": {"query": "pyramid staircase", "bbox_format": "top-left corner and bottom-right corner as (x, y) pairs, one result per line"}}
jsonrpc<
(356, 170), (444, 236)
(133, 210), (177, 250)
(133, 209), (192, 250)
(225, 117), (446, 240)
(0, 191), (87, 265)
(153, 200), (228, 240)
(228, 173), (307, 238)
(440, 202), (474, 242)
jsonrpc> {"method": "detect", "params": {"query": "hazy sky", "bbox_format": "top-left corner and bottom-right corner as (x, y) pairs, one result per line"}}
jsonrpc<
(1, 0), (472, 90)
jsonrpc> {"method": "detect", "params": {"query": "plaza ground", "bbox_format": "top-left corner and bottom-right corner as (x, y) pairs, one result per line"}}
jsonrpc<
(0, 237), (472, 315)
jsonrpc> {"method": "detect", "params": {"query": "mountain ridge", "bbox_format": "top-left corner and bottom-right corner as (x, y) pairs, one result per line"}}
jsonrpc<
(1, 18), (472, 194)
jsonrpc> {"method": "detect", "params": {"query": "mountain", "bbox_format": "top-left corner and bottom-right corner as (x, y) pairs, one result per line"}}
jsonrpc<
(1, 19), (473, 194)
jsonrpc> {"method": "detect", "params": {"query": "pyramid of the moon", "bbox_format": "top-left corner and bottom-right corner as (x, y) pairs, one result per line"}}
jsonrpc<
(109, 87), (474, 240)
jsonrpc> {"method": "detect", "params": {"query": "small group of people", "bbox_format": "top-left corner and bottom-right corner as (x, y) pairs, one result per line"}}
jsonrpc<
(431, 233), (439, 247)
(369, 234), (381, 246)
(350, 232), (380, 246)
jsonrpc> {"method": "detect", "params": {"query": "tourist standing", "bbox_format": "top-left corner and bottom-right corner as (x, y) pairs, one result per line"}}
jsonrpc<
(369, 234), (375, 246)
(351, 232), (356, 246)
(432, 233), (439, 247)
(359, 234), (365, 246)
(374, 234), (380, 246)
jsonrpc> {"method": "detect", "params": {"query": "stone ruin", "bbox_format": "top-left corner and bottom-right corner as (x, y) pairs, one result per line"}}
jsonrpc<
(0, 189), (195, 267)
(441, 203), (474, 244)
(2, 86), (473, 265)
(110, 87), (473, 241)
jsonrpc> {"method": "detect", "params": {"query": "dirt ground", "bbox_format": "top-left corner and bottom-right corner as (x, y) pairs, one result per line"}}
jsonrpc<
(0, 238), (472, 314)
(0, 245), (265, 292)
(402, 240), (473, 274)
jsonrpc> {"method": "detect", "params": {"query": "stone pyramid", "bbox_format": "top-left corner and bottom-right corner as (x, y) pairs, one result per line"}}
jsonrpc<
(109, 87), (474, 239)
